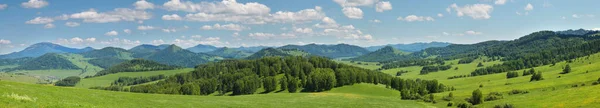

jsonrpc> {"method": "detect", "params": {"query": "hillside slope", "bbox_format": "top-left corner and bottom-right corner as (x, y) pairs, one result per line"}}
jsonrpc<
(245, 48), (311, 59)
(206, 47), (252, 59)
(94, 59), (181, 76)
(349, 46), (409, 62)
(0, 42), (93, 59)
(145, 45), (219, 67)
(278, 44), (370, 58)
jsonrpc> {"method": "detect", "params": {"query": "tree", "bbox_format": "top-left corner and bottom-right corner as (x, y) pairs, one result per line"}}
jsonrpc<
(469, 89), (484, 105)
(233, 75), (261, 95)
(180, 83), (200, 95)
(506, 71), (519, 79)
(55, 76), (81, 87)
(287, 77), (299, 93)
(561, 64), (571, 74)
(477, 62), (484, 67)
(304, 68), (336, 92)
(530, 72), (544, 82)
(280, 75), (288, 91)
(263, 76), (277, 93)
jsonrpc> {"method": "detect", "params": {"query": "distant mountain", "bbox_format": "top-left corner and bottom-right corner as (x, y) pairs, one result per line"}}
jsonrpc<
(233, 46), (270, 52)
(365, 42), (451, 52)
(81, 47), (133, 59)
(186, 44), (218, 53)
(556, 29), (596, 35)
(95, 59), (180, 76)
(4, 53), (80, 71)
(0, 42), (93, 59)
(206, 47), (252, 59)
(278, 44), (369, 58)
(246, 48), (311, 59)
(129, 44), (170, 58)
(145, 45), (220, 67)
(349, 46), (410, 62)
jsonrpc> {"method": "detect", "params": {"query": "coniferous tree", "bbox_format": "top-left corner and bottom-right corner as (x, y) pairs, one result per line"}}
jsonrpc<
(469, 89), (484, 105)
(561, 64), (572, 74)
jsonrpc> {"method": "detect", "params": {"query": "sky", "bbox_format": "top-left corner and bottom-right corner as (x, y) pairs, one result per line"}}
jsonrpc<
(0, 0), (599, 54)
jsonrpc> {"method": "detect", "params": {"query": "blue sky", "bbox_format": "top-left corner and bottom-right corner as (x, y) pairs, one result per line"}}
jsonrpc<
(0, 0), (599, 54)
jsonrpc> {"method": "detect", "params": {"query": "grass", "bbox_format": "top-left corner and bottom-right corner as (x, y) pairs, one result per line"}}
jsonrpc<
(11, 70), (83, 81)
(0, 81), (432, 108)
(0, 73), (40, 84)
(335, 60), (381, 70)
(76, 68), (194, 88)
(61, 53), (104, 77)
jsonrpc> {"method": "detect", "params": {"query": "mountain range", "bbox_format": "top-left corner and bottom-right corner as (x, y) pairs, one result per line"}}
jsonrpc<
(364, 42), (451, 52)
(0, 42), (93, 59)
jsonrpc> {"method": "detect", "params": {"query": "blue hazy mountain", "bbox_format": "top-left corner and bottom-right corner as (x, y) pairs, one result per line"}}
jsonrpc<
(0, 42), (94, 59)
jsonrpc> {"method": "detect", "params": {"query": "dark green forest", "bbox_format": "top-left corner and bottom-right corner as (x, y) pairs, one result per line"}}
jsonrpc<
(94, 59), (180, 76)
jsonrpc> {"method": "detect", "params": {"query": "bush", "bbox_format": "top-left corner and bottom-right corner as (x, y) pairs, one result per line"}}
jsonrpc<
(508, 89), (529, 95)
(457, 102), (472, 108)
(469, 89), (483, 105)
(447, 102), (454, 107)
(485, 92), (503, 101)
(55, 76), (81, 87)
(530, 72), (544, 82)
(494, 103), (515, 108)
(506, 71), (519, 79)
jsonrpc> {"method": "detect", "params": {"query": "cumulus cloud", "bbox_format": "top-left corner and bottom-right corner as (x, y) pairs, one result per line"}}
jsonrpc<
(169, 37), (224, 47)
(54, 37), (97, 45)
(375, 1), (392, 12)
(21, 0), (48, 9)
(105, 31), (119, 36)
(25, 17), (54, 24)
(69, 8), (151, 23)
(163, 0), (270, 14)
(100, 38), (141, 47)
(342, 7), (363, 19)
(369, 19), (382, 23)
(137, 26), (156, 30)
(184, 6), (325, 24)
(495, 0), (506, 5)
(437, 13), (444, 17)
(525, 3), (534, 11)
(162, 28), (177, 33)
(448, 3), (494, 20)
(0, 39), (11, 44)
(124, 29), (132, 34)
(397, 15), (435, 22)
(0, 4), (7, 10)
(200, 23), (249, 31)
(465, 31), (483, 35)
(44, 23), (55, 29)
(65, 22), (80, 27)
(134, 0), (155, 10)
(294, 28), (313, 34)
(333, 0), (379, 7)
(162, 14), (182, 20)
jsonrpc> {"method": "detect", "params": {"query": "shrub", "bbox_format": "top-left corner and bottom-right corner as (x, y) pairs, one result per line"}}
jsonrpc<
(469, 89), (483, 105)
(447, 102), (454, 107)
(55, 76), (81, 87)
(457, 102), (472, 108)
(485, 92), (503, 101)
(508, 89), (529, 95)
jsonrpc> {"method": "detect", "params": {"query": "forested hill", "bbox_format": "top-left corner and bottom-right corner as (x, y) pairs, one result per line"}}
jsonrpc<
(94, 59), (180, 76)
(186, 44), (219, 53)
(365, 42), (451, 52)
(245, 48), (311, 59)
(127, 56), (448, 97)
(381, 30), (600, 76)
(278, 44), (370, 58)
(128, 44), (169, 58)
(81, 47), (134, 59)
(349, 46), (410, 62)
(144, 45), (220, 68)
(4, 53), (80, 71)
(206, 47), (252, 59)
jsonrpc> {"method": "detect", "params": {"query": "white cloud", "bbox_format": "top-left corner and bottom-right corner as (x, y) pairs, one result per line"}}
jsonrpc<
(0, 39), (11, 44)
(70, 8), (151, 23)
(44, 23), (55, 29)
(333, 0), (379, 7)
(592, 28), (600, 31)
(200, 23), (249, 31)
(0, 4), (7, 10)
(134, 0), (155, 10)
(151, 39), (165, 45)
(170, 37), (223, 47)
(100, 38), (141, 46)
(55, 37), (96, 45)
(162, 28), (177, 33)
(137, 26), (156, 30)
(65, 22), (80, 27)
(25, 17), (54, 24)
(525, 3), (534, 11)
(448, 3), (494, 20)
(163, 0), (270, 15)
(375, 1), (392, 12)
(54, 14), (70, 20)
(249, 32), (276, 40)
(124, 29), (132, 34)
(342, 7), (363, 19)
(465, 30), (483, 35)
(190, 35), (202, 39)
(21, 0), (48, 9)
(442, 32), (450, 36)
(162, 14), (182, 20)
(184, 6), (324, 24)
(437, 13), (444, 17)
(494, 0), (506, 5)
(571, 14), (595, 18)
(105, 31), (119, 36)
(369, 19), (382, 23)
(397, 15), (434, 22)
(294, 28), (313, 34)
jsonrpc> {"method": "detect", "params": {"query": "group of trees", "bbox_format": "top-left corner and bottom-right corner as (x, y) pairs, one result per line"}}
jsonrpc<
(120, 56), (448, 98)
(112, 75), (166, 86)
(55, 76), (81, 87)
(95, 59), (180, 76)
(506, 71), (519, 79)
(420, 65), (452, 75)
(530, 72), (544, 81)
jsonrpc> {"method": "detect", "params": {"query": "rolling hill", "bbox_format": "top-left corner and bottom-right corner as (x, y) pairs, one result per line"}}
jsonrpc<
(245, 48), (311, 59)
(145, 45), (220, 67)
(186, 44), (219, 53)
(4, 53), (80, 71)
(128, 44), (170, 58)
(206, 47), (252, 59)
(349, 46), (410, 62)
(0, 42), (93, 59)
(365, 42), (451, 52)
(80, 47), (133, 59)
(278, 43), (370, 58)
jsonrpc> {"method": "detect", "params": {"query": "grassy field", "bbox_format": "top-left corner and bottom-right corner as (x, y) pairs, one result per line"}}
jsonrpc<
(334, 60), (381, 70)
(0, 73), (40, 84)
(76, 68), (194, 88)
(62, 53), (104, 77)
(0, 81), (432, 108)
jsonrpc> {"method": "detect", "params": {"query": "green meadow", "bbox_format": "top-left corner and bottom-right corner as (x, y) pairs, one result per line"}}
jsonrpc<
(76, 68), (194, 88)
